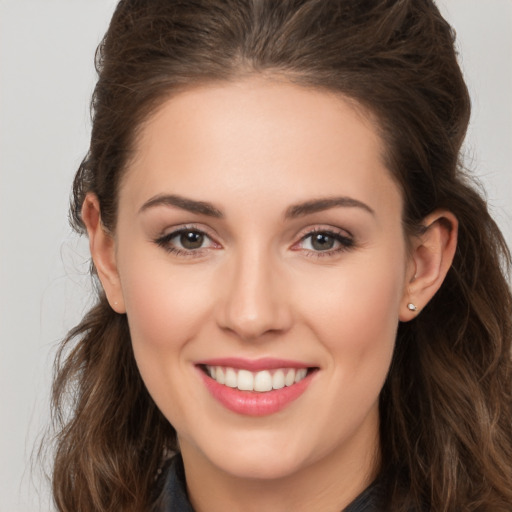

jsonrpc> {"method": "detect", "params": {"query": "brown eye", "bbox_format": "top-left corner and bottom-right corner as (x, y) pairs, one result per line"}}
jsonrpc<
(180, 231), (204, 249)
(296, 229), (354, 255)
(310, 233), (336, 251)
(155, 227), (216, 255)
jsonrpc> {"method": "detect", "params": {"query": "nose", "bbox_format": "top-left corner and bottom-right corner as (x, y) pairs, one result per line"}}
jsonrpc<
(216, 247), (293, 341)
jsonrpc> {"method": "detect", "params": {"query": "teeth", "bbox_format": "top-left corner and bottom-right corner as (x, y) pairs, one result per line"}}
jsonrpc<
(295, 368), (307, 383)
(216, 367), (225, 385)
(285, 369), (295, 386)
(254, 370), (272, 392)
(272, 369), (285, 390)
(225, 368), (237, 388)
(205, 366), (310, 392)
(238, 370), (254, 391)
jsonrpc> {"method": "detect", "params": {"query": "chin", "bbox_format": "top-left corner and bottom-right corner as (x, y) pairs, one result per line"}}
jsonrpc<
(215, 453), (306, 481)
(195, 433), (316, 481)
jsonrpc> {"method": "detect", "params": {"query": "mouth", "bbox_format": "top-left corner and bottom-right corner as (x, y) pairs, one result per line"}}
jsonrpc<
(199, 365), (315, 393)
(195, 357), (319, 415)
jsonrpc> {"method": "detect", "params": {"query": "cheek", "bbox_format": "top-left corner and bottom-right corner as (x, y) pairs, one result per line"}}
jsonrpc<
(298, 249), (406, 374)
(298, 258), (404, 446)
(117, 257), (216, 424)
(117, 259), (220, 414)
(119, 257), (212, 350)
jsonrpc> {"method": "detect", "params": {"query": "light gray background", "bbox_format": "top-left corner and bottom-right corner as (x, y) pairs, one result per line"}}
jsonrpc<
(0, 1), (511, 511)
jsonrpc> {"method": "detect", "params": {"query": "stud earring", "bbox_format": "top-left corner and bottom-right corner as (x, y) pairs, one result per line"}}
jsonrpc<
(407, 303), (418, 312)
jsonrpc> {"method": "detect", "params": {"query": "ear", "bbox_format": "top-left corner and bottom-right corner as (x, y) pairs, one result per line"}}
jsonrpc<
(399, 210), (458, 321)
(81, 193), (126, 313)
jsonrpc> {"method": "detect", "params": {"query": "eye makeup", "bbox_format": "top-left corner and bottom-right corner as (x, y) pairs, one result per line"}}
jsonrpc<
(154, 224), (220, 258)
(293, 228), (355, 259)
(153, 224), (356, 260)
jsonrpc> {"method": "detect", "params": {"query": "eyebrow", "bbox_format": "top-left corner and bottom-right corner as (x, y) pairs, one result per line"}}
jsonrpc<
(138, 194), (374, 219)
(139, 194), (224, 218)
(285, 197), (375, 219)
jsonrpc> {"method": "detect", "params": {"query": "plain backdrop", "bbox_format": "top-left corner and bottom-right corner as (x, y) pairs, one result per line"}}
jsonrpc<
(0, 1), (511, 511)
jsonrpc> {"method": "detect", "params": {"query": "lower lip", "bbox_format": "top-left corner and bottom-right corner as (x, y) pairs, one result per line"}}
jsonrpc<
(198, 369), (315, 416)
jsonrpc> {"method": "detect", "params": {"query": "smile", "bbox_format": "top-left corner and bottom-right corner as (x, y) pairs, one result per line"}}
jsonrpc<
(204, 365), (309, 392)
(197, 360), (318, 416)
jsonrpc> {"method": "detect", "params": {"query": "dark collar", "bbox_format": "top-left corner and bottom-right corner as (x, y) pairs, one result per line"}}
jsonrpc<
(153, 454), (385, 512)
(153, 454), (195, 512)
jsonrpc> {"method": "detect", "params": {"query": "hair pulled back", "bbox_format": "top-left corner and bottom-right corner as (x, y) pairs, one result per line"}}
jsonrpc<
(52, 1), (512, 510)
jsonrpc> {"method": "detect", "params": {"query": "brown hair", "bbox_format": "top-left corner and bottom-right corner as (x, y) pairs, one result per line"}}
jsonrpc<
(50, 1), (512, 510)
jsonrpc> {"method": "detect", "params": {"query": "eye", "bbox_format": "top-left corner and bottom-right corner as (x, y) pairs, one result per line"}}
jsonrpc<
(154, 227), (218, 256)
(296, 229), (354, 256)
(303, 232), (338, 251)
(176, 230), (206, 250)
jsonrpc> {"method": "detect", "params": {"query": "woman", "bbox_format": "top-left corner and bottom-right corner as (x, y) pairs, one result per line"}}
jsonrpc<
(50, 1), (512, 511)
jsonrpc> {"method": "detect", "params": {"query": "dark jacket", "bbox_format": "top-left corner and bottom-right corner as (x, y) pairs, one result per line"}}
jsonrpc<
(153, 454), (385, 511)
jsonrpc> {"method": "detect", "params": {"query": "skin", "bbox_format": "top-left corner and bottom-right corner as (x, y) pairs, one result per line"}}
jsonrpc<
(83, 78), (457, 512)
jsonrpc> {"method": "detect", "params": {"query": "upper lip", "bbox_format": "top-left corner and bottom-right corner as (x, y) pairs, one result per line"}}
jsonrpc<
(195, 357), (314, 372)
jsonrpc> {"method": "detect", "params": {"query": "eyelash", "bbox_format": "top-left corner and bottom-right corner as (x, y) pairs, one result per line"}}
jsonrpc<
(154, 225), (216, 258)
(154, 226), (355, 259)
(295, 228), (355, 259)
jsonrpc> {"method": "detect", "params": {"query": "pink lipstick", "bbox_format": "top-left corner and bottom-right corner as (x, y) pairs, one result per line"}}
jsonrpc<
(196, 358), (317, 416)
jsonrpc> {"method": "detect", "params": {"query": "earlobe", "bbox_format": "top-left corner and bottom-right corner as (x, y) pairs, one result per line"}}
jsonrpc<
(399, 210), (458, 322)
(81, 193), (126, 313)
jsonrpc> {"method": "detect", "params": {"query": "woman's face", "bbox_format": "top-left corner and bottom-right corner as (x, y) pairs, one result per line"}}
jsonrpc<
(111, 79), (414, 481)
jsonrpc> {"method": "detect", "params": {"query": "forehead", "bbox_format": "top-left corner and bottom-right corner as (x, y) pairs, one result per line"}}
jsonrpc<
(120, 78), (402, 220)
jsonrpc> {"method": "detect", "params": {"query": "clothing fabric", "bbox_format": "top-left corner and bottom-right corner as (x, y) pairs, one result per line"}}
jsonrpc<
(153, 454), (385, 512)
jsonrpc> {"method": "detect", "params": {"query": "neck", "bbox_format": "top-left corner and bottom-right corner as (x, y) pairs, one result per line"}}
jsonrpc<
(180, 426), (380, 512)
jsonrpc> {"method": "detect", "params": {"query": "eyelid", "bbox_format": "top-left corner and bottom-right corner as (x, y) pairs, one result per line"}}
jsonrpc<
(153, 223), (355, 258)
(295, 224), (353, 240)
(291, 226), (355, 256)
(293, 224), (353, 245)
(154, 224), (222, 256)
(156, 223), (218, 241)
